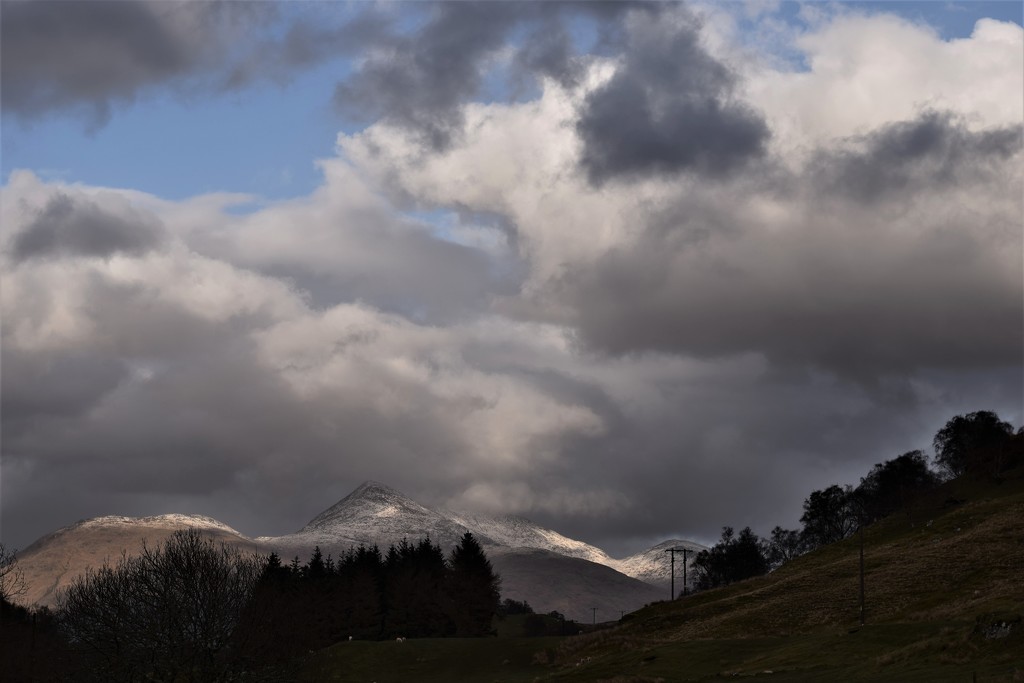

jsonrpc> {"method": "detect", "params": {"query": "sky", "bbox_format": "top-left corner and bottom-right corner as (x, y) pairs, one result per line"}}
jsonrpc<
(1, 0), (1021, 557)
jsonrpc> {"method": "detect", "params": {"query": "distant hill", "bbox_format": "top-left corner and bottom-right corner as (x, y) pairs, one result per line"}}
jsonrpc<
(12, 515), (258, 608)
(12, 481), (698, 622)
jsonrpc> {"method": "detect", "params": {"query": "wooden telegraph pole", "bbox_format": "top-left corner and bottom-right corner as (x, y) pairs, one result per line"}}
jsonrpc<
(665, 546), (690, 599)
(859, 523), (865, 626)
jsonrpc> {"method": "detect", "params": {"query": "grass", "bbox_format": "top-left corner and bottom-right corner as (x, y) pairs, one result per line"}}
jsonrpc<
(294, 467), (1024, 682)
(295, 636), (563, 682)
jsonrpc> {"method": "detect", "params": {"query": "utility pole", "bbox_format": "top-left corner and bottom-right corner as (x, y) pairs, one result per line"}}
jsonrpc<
(591, 607), (597, 625)
(682, 548), (690, 596)
(859, 522), (865, 626)
(665, 546), (690, 599)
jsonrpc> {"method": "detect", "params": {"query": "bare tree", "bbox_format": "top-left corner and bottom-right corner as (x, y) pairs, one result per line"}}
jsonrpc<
(0, 542), (27, 603)
(57, 528), (263, 682)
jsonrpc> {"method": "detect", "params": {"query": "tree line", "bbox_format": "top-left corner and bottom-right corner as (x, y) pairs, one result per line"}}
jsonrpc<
(245, 532), (501, 663)
(690, 410), (1022, 592)
(0, 530), (501, 682)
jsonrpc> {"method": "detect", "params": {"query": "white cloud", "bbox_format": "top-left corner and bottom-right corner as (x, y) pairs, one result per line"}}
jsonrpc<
(743, 15), (1023, 160)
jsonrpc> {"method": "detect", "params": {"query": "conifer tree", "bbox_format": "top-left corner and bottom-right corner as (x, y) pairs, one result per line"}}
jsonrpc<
(447, 532), (501, 636)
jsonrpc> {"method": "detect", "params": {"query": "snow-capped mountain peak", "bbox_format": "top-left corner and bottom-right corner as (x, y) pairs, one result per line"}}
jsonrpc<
(15, 481), (705, 623)
(75, 513), (243, 536)
(613, 538), (707, 589)
(299, 480), (441, 535)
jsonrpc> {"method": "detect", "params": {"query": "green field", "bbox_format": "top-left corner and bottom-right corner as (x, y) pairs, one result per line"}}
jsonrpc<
(295, 468), (1024, 682)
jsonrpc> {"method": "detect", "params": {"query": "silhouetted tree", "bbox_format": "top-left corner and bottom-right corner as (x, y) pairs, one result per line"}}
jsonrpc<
(934, 411), (1015, 478)
(1, 600), (77, 681)
(340, 545), (384, 639)
(447, 532), (501, 636)
(766, 526), (806, 570)
(800, 484), (857, 549)
(692, 526), (769, 591)
(854, 450), (938, 521)
(0, 543), (26, 603)
(383, 538), (452, 638)
(57, 529), (262, 683)
(498, 598), (534, 616)
(306, 546), (327, 581)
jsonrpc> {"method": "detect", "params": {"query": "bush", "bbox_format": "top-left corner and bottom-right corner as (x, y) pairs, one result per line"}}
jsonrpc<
(57, 529), (262, 683)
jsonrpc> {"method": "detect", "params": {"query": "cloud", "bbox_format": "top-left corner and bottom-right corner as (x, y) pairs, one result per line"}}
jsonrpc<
(331, 1), (648, 150)
(811, 110), (1022, 202)
(9, 193), (165, 262)
(0, 174), (610, 546)
(333, 2), (527, 151)
(319, 8), (1021, 548)
(576, 5), (770, 183)
(2, 5), (1022, 558)
(744, 14), (1023, 155)
(0, 1), (278, 125)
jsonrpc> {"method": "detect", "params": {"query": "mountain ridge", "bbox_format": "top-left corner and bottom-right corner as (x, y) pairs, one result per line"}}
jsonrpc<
(12, 480), (704, 621)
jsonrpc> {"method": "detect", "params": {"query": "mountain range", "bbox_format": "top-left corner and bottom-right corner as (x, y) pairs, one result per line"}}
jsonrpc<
(11, 481), (705, 623)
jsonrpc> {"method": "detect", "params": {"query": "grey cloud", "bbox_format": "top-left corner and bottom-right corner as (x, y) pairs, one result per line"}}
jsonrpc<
(10, 193), (164, 262)
(332, 2), (647, 150)
(277, 220), (518, 323)
(0, 347), (127, 428)
(333, 2), (527, 150)
(549, 121), (1022, 380)
(0, 269), (458, 546)
(814, 111), (1023, 202)
(0, 1), (278, 124)
(185, 204), (524, 324)
(443, 359), (1021, 556)
(576, 7), (770, 184)
(563, 212), (1021, 379)
(221, 8), (394, 91)
(4, 2), (1021, 564)
(513, 17), (584, 89)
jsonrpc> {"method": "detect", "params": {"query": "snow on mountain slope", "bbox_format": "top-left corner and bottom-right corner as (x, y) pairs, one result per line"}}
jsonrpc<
(259, 481), (705, 587)
(256, 480), (475, 553)
(75, 513), (243, 536)
(14, 480), (707, 617)
(441, 510), (615, 565)
(13, 515), (257, 608)
(613, 539), (708, 590)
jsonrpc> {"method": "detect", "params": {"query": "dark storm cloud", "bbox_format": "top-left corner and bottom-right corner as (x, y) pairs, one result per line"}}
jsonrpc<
(551, 117), (1023, 379)
(10, 193), (164, 261)
(568, 237), (1022, 375)
(0, 0), (277, 124)
(513, 16), (584, 89)
(220, 8), (395, 90)
(511, 361), (1022, 554)
(814, 111), (1023, 202)
(0, 347), (127, 427)
(576, 7), (770, 184)
(332, 1), (647, 150)
(333, 2), (529, 150)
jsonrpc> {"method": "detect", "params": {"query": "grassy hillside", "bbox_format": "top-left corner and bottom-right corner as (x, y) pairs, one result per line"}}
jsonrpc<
(297, 468), (1024, 682)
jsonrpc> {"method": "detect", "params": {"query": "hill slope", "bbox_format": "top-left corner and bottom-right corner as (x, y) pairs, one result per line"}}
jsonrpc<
(12, 515), (258, 607)
(295, 469), (1024, 682)
(547, 467), (1024, 680)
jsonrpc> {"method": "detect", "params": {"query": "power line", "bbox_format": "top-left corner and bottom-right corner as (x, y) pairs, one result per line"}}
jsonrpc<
(665, 546), (690, 600)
